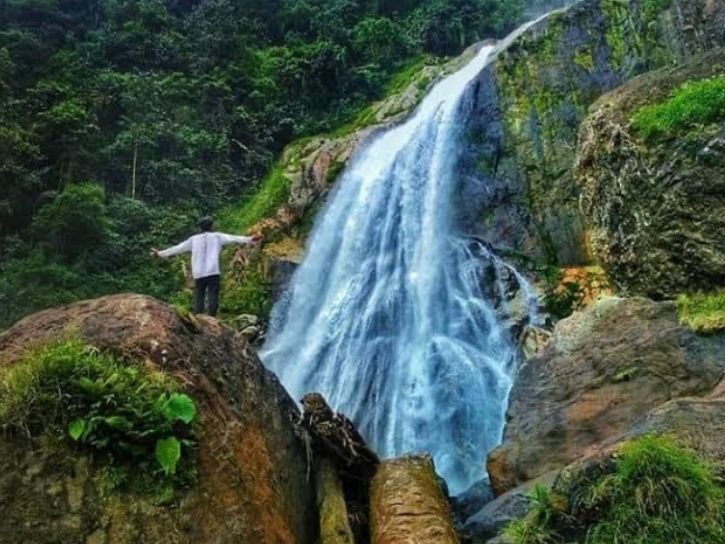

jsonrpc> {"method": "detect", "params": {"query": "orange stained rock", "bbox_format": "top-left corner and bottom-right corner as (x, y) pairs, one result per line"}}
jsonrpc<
(371, 455), (459, 544)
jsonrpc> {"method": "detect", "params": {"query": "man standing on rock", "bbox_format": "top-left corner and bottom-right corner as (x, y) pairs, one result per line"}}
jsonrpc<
(152, 216), (262, 317)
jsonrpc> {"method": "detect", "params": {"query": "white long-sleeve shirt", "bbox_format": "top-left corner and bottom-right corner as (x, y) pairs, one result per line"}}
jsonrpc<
(158, 232), (253, 279)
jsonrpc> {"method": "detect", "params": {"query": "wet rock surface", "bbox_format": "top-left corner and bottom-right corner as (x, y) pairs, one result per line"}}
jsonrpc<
(0, 294), (316, 544)
(463, 474), (557, 544)
(487, 297), (725, 496)
(576, 48), (725, 297)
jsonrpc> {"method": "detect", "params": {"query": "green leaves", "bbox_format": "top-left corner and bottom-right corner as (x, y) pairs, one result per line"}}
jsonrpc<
(155, 437), (182, 475)
(632, 76), (725, 141)
(3, 340), (198, 491)
(157, 393), (196, 424)
(68, 418), (86, 441)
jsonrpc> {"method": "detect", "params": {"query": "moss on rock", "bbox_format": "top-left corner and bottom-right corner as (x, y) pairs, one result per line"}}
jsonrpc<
(0, 294), (316, 544)
(505, 434), (725, 544)
(486, 0), (725, 266)
(576, 49), (725, 297)
(677, 292), (725, 334)
(315, 457), (355, 544)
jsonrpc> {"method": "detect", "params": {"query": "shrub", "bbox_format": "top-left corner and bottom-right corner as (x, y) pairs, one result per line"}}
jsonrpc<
(506, 434), (725, 544)
(0, 339), (198, 491)
(31, 183), (112, 261)
(642, 0), (673, 22)
(631, 76), (725, 141)
(677, 292), (725, 334)
(506, 485), (570, 544)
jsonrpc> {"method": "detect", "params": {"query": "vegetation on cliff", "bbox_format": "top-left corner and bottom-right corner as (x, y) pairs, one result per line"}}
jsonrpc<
(632, 76), (725, 141)
(0, 339), (198, 492)
(506, 434), (725, 544)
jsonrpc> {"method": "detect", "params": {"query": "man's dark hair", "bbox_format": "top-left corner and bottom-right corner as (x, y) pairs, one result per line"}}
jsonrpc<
(199, 216), (214, 232)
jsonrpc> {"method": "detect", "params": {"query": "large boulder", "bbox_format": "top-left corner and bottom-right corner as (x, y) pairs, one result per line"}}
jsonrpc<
(576, 48), (725, 297)
(487, 297), (725, 495)
(0, 294), (316, 544)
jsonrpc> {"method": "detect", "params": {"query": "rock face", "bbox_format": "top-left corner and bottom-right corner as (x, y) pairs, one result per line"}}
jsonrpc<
(576, 48), (725, 297)
(487, 297), (725, 495)
(465, 0), (725, 265)
(370, 455), (459, 544)
(0, 294), (316, 544)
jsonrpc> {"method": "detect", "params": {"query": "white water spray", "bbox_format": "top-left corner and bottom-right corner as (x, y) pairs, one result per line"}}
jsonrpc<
(262, 21), (542, 495)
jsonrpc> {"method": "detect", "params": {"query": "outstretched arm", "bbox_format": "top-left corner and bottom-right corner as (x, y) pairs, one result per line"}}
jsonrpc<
(217, 233), (263, 246)
(153, 238), (192, 258)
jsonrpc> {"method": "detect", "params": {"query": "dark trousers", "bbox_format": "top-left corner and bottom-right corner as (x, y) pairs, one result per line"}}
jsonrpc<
(194, 275), (220, 316)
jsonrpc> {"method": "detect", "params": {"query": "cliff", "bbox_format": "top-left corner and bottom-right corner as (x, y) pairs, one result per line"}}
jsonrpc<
(468, 0), (725, 265)
(576, 48), (725, 297)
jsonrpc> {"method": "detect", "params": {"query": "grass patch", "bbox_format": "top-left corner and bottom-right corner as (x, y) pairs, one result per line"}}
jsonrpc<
(216, 163), (290, 233)
(631, 76), (725, 141)
(677, 292), (725, 334)
(506, 434), (725, 544)
(0, 339), (198, 493)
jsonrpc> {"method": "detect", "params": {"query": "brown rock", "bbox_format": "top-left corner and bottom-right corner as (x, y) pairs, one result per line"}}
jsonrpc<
(520, 326), (552, 361)
(488, 297), (725, 496)
(0, 294), (315, 544)
(370, 455), (459, 544)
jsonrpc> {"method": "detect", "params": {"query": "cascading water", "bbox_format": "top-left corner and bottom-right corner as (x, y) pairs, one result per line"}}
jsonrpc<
(262, 21), (541, 495)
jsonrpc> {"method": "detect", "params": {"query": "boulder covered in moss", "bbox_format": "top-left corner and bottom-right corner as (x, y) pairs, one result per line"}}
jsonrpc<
(487, 297), (725, 496)
(370, 455), (459, 544)
(576, 48), (725, 297)
(0, 294), (316, 544)
(504, 434), (725, 544)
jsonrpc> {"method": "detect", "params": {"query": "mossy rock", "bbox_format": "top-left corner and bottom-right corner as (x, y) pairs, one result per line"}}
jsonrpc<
(506, 435), (725, 544)
(576, 49), (725, 297)
(0, 294), (315, 544)
(478, 0), (725, 266)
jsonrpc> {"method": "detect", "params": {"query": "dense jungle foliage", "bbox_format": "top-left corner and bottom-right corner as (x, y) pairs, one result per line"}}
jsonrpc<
(0, 0), (561, 328)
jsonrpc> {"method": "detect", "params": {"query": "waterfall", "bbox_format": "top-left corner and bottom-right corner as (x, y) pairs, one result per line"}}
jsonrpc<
(261, 21), (541, 495)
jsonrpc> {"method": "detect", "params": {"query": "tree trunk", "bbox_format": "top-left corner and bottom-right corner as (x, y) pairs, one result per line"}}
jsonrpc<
(131, 142), (138, 199)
